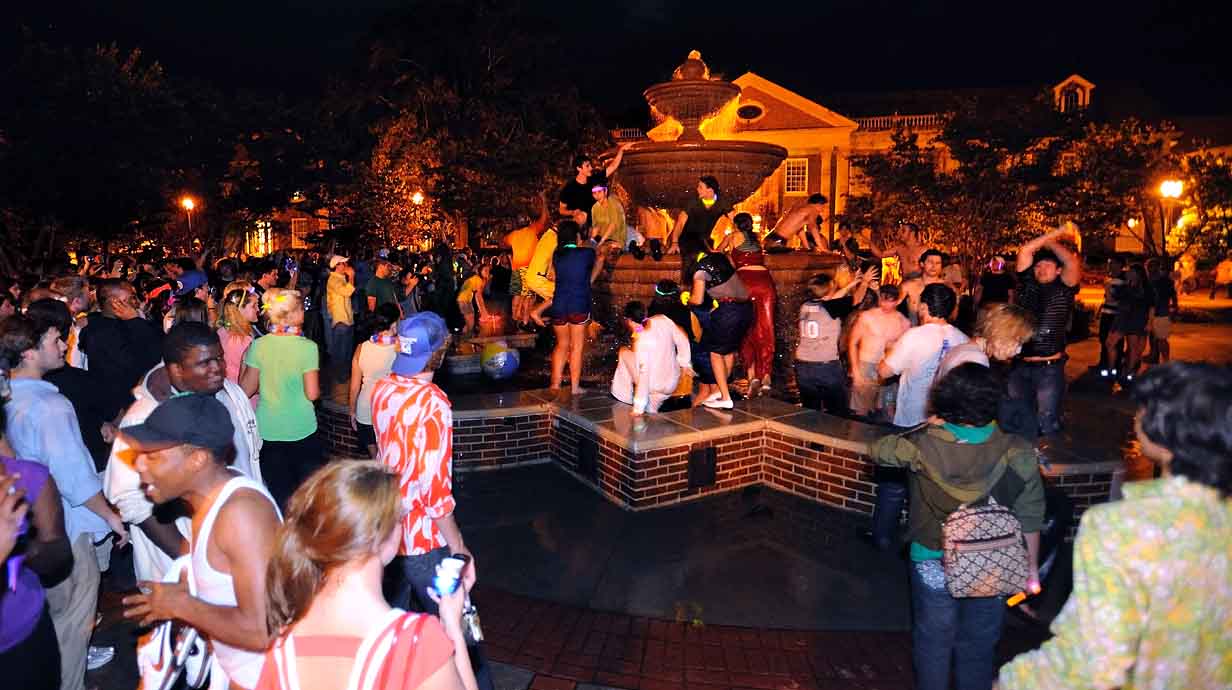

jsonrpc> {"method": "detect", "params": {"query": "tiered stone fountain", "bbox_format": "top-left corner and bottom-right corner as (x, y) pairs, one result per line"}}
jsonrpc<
(595, 51), (843, 390)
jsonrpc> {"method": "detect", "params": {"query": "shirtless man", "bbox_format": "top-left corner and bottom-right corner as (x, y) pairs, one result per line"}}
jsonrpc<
(121, 394), (281, 690)
(898, 248), (947, 325)
(763, 194), (828, 252)
(873, 222), (929, 277)
(505, 192), (549, 326)
(847, 284), (911, 419)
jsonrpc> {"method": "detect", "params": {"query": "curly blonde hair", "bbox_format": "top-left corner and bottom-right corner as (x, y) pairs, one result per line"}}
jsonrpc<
(263, 288), (305, 327)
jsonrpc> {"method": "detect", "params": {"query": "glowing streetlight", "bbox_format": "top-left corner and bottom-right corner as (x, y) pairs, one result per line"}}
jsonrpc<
(411, 191), (425, 205)
(180, 196), (196, 233)
(1159, 179), (1183, 199)
(1157, 179), (1184, 255)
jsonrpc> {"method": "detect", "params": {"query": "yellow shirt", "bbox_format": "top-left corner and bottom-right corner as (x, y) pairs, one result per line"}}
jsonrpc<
(527, 228), (558, 279)
(456, 275), (483, 303)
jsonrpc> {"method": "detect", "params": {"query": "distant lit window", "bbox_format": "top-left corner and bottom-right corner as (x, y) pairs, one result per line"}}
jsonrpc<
(247, 219), (272, 257)
(291, 218), (310, 249)
(784, 159), (808, 194)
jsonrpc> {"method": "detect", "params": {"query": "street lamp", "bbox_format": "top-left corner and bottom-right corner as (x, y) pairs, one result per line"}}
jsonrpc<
(411, 190), (425, 206)
(1157, 179), (1183, 255)
(180, 196), (196, 234)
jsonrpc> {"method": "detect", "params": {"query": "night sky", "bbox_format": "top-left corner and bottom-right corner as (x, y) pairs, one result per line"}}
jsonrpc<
(8, 0), (1231, 121)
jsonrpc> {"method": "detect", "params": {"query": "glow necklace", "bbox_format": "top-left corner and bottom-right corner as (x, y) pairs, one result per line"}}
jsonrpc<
(269, 325), (302, 336)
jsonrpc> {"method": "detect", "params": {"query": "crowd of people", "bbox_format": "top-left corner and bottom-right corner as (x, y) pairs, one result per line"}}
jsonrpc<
(0, 148), (1228, 690)
(0, 233), (494, 688)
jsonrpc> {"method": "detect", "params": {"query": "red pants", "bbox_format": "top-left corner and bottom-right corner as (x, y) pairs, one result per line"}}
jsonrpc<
(737, 267), (777, 380)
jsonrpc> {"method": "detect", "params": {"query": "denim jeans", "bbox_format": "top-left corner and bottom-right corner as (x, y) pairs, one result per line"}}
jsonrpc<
(327, 323), (354, 380)
(392, 548), (495, 690)
(909, 559), (1004, 690)
(794, 360), (848, 415)
(1008, 358), (1066, 435)
(870, 466), (908, 550)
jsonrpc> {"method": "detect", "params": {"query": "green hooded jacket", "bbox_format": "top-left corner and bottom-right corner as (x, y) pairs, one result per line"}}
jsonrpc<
(870, 425), (1046, 551)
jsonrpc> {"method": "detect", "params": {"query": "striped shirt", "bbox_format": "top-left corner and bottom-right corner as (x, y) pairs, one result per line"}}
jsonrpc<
(371, 374), (455, 556)
(1015, 270), (1078, 358)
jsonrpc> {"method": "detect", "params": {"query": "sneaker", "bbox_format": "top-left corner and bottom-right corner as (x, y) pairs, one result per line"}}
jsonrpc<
(87, 645), (115, 671)
(701, 390), (722, 404)
(702, 397), (734, 409)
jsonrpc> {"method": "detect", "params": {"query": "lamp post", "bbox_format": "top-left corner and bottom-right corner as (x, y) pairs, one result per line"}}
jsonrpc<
(1157, 179), (1183, 255)
(180, 196), (196, 234)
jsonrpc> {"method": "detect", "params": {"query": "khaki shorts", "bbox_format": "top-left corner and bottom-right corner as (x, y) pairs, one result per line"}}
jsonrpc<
(1151, 316), (1171, 339)
(523, 271), (555, 300)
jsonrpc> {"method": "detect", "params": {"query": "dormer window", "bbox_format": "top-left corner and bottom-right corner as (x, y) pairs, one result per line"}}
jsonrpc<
(1062, 87), (1080, 113)
(1053, 74), (1095, 112)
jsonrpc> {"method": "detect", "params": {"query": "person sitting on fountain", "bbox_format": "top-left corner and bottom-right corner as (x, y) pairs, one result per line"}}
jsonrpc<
(591, 184), (629, 260)
(611, 301), (694, 416)
(688, 247), (752, 409)
(717, 212), (778, 398)
(763, 194), (829, 253)
(667, 176), (733, 263)
(558, 147), (632, 227)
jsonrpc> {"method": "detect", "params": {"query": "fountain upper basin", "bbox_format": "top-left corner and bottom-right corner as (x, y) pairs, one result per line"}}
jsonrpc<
(606, 139), (787, 211)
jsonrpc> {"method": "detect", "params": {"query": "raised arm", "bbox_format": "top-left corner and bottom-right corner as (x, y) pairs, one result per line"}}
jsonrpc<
(1017, 227), (1074, 274)
(603, 142), (633, 178)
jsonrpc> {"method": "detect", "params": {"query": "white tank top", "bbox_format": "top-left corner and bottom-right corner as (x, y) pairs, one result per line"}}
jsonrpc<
(191, 475), (281, 689)
(355, 342), (397, 424)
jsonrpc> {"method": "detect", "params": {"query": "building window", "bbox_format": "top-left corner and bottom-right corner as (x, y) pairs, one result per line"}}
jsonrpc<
(246, 220), (272, 257)
(1060, 87), (1082, 112)
(784, 158), (808, 194)
(291, 218), (311, 249)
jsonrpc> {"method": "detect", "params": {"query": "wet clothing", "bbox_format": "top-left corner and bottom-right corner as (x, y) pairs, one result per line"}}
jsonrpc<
(550, 245), (596, 323)
(700, 301), (754, 356)
(735, 253), (777, 380)
(1014, 270), (1077, 358)
(678, 197), (731, 258)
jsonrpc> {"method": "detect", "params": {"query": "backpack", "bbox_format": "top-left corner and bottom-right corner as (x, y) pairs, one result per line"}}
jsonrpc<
(940, 466), (1029, 599)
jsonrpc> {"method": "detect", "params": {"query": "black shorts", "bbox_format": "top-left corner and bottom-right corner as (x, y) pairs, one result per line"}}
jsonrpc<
(356, 422), (377, 450)
(700, 301), (754, 355)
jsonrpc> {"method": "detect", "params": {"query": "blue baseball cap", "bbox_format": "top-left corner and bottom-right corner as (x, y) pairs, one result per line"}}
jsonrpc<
(174, 270), (208, 297)
(392, 312), (449, 376)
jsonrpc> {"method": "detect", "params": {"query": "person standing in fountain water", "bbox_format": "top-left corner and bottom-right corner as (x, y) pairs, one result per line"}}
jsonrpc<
(549, 221), (606, 395)
(668, 176), (732, 264)
(763, 194), (829, 252)
(717, 212), (777, 397)
(689, 249), (753, 409)
(558, 146), (632, 227)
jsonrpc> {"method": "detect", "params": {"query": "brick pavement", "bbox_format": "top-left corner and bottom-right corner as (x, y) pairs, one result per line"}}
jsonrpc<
(475, 588), (1049, 690)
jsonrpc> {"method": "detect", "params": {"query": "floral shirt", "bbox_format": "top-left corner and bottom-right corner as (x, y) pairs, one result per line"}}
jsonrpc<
(371, 374), (455, 556)
(998, 476), (1232, 690)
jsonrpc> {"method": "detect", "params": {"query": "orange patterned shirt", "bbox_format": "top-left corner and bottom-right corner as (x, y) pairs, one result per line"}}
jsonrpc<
(371, 374), (455, 556)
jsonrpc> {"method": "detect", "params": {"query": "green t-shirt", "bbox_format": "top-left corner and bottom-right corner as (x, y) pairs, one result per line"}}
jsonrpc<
(365, 276), (400, 309)
(591, 198), (627, 247)
(244, 334), (320, 441)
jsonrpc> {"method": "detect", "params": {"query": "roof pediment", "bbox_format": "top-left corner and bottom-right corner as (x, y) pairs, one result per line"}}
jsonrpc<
(733, 72), (859, 130)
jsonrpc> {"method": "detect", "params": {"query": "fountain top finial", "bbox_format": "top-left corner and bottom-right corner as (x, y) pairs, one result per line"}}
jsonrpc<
(673, 50), (710, 81)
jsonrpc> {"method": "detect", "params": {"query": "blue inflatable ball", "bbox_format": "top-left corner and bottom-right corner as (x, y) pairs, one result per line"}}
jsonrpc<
(481, 341), (520, 380)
